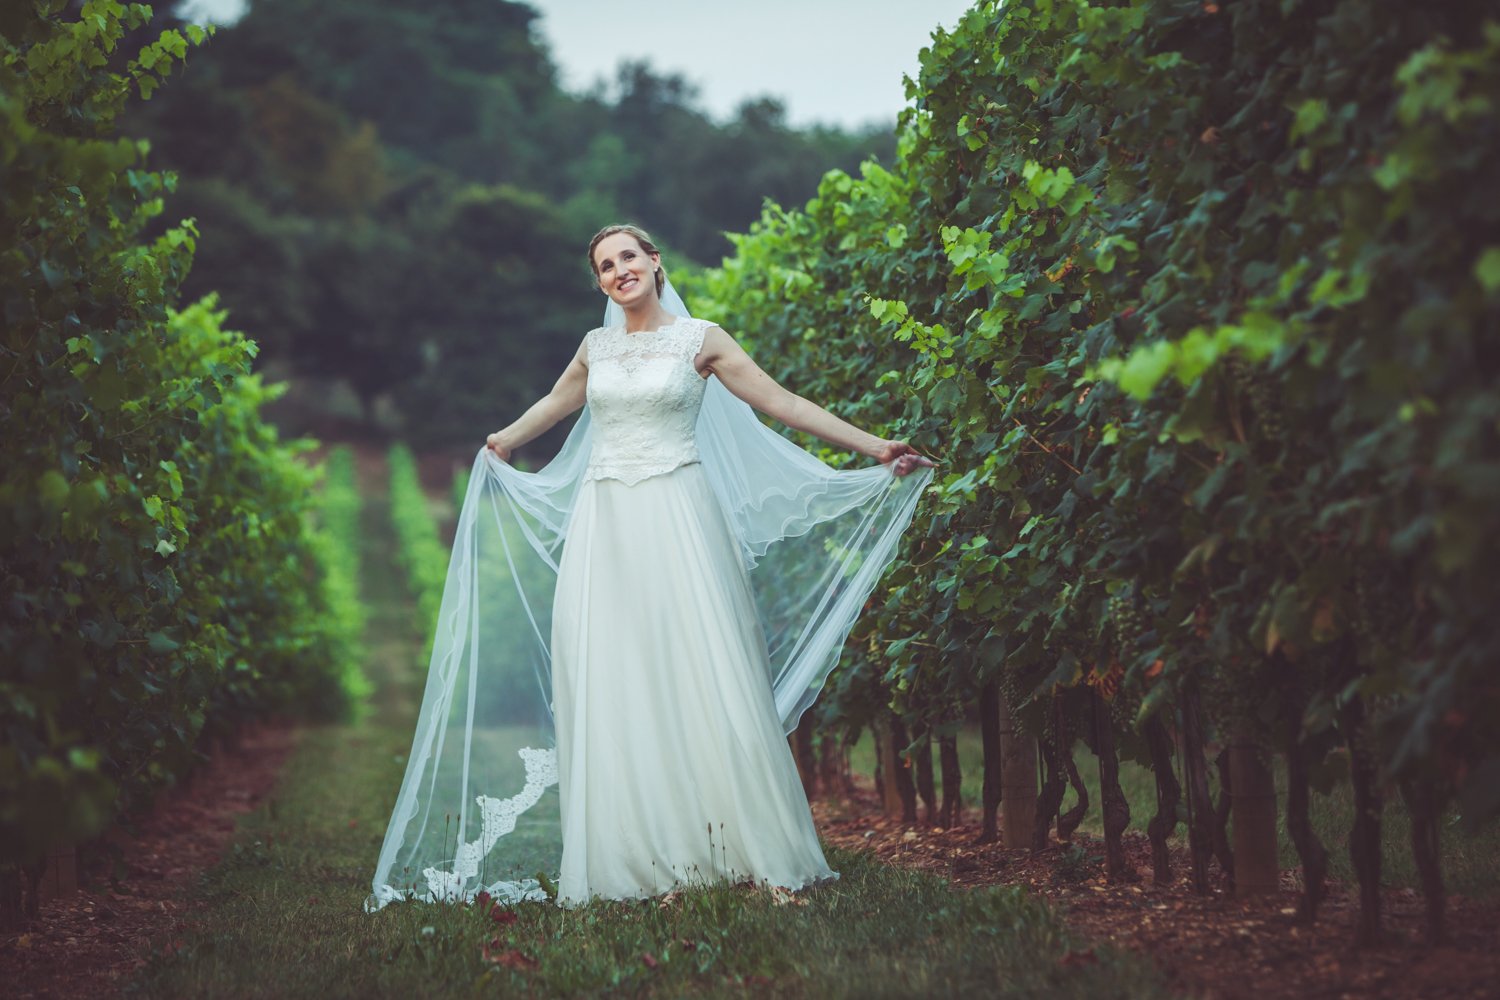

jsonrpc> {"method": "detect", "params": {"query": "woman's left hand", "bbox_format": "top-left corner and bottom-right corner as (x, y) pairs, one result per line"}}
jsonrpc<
(876, 440), (936, 477)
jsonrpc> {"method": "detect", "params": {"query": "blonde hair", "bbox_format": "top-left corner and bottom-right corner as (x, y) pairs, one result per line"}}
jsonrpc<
(587, 224), (666, 296)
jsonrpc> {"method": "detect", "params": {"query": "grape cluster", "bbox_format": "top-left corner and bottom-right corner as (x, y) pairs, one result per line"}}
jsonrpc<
(1226, 355), (1287, 443)
(1249, 374), (1286, 441)
(1199, 662), (1267, 736)
(1100, 592), (1146, 725)
(1226, 355), (1252, 393)
(1109, 679), (1143, 729)
(997, 664), (1025, 713)
(1106, 592), (1145, 656)
(998, 662), (1046, 737)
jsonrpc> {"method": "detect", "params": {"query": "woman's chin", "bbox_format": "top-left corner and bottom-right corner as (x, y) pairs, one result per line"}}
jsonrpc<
(610, 288), (651, 309)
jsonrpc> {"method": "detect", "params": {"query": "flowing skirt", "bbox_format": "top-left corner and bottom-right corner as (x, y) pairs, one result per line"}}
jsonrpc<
(551, 462), (836, 904)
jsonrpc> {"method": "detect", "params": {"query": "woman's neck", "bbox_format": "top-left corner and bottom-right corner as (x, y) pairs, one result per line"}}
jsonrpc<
(619, 298), (677, 334)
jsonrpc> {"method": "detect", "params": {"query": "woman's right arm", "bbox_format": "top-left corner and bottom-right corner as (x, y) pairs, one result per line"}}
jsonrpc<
(485, 337), (590, 460)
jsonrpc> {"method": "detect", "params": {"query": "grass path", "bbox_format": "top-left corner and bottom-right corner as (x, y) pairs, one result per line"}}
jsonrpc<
(128, 453), (1169, 998)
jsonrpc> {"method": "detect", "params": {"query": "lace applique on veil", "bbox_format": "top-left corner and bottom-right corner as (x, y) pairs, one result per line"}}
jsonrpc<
(420, 747), (559, 906)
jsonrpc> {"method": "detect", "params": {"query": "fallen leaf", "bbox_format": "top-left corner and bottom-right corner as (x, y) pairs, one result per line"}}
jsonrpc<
(482, 944), (538, 970)
(768, 885), (808, 907)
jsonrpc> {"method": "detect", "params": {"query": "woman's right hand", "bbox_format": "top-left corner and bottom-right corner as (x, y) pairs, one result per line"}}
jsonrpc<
(486, 433), (512, 461)
(876, 440), (936, 477)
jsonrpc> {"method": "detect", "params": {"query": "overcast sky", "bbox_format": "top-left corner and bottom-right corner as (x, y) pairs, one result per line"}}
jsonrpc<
(177, 0), (979, 129)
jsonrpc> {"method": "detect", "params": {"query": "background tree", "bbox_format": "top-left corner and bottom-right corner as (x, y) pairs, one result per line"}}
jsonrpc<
(117, 0), (896, 448)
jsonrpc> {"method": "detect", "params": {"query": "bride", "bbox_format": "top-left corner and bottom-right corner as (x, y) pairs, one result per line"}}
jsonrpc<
(366, 224), (933, 910)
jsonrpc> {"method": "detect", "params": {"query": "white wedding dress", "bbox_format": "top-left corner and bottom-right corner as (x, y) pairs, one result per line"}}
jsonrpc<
(365, 284), (931, 914)
(553, 316), (835, 902)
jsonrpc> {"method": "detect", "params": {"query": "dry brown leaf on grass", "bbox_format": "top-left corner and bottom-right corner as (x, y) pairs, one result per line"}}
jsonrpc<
(768, 885), (808, 907)
(481, 939), (538, 970)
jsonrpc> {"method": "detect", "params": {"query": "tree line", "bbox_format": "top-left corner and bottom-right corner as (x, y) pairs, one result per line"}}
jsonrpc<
(116, 0), (896, 447)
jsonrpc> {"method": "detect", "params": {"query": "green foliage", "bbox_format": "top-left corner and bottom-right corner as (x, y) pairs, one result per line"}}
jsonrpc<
(694, 0), (1500, 827)
(314, 447), (373, 715)
(1, 1), (365, 870)
(387, 445), (448, 641)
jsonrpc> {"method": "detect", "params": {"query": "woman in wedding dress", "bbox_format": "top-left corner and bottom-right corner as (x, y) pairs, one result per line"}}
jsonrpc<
(365, 224), (932, 912)
(486, 226), (931, 904)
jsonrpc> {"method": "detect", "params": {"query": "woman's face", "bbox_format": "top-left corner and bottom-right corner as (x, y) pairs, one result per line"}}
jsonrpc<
(593, 233), (659, 308)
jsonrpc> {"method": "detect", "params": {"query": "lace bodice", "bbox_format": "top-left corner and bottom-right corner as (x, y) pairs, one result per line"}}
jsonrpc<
(584, 317), (713, 485)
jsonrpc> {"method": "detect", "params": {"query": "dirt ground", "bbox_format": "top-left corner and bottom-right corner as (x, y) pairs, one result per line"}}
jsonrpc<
(0, 724), (299, 1000)
(815, 792), (1500, 1000)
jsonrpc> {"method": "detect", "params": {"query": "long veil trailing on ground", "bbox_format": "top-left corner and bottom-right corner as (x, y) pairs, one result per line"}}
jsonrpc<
(366, 281), (932, 911)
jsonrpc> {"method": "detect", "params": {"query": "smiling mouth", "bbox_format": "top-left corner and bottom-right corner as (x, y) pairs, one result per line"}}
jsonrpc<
(617, 276), (638, 291)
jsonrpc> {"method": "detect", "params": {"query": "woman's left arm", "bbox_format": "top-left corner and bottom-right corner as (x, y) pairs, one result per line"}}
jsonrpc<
(698, 324), (934, 476)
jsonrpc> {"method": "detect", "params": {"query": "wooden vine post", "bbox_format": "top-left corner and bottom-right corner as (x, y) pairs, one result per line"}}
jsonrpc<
(1341, 696), (1384, 947)
(938, 734), (962, 828)
(977, 682), (1003, 843)
(791, 716), (817, 799)
(1143, 716), (1182, 884)
(1402, 779), (1446, 945)
(1180, 688), (1219, 893)
(914, 731), (937, 826)
(1094, 689), (1137, 882)
(1228, 735), (1279, 896)
(876, 710), (918, 822)
(998, 696), (1037, 849)
(817, 731), (850, 802)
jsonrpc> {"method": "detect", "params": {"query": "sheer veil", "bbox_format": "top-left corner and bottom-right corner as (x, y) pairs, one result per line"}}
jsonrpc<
(366, 280), (932, 910)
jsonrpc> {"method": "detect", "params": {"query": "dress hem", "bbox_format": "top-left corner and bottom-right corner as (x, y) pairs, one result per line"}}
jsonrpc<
(558, 868), (840, 908)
